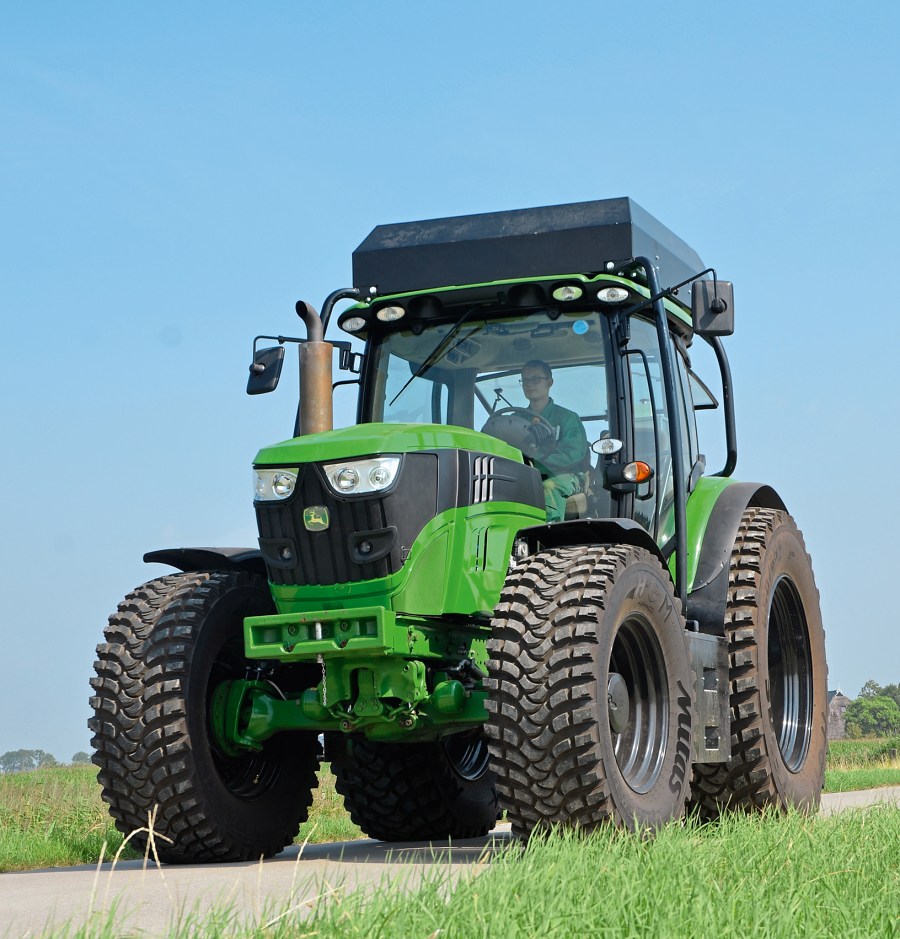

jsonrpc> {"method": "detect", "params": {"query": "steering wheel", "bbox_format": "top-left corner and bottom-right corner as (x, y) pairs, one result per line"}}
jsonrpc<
(480, 407), (557, 459)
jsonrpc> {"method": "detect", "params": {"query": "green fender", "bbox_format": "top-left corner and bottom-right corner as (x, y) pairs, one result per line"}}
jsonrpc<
(685, 478), (787, 634)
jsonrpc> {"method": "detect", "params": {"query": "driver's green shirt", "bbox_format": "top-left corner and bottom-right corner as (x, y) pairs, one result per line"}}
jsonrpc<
(533, 398), (589, 477)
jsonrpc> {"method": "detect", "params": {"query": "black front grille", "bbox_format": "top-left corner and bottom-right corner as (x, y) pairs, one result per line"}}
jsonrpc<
(255, 454), (438, 586)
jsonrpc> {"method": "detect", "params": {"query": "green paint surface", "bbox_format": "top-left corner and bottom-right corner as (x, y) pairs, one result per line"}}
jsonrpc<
(267, 500), (545, 618)
(254, 422), (525, 466)
(682, 476), (736, 591)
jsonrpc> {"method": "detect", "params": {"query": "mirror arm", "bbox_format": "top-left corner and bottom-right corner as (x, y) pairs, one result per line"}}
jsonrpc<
(707, 335), (737, 477)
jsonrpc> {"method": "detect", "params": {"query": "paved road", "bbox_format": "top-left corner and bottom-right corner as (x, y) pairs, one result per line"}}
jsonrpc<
(3, 787), (899, 939)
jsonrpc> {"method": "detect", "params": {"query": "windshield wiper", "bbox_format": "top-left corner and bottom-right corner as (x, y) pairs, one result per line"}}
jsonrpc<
(388, 307), (478, 407)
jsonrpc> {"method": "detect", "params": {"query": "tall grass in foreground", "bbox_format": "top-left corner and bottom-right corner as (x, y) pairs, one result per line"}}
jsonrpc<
(51, 808), (900, 939)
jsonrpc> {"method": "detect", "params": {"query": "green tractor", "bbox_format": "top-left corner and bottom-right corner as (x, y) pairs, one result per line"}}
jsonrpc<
(90, 198), (827, 862)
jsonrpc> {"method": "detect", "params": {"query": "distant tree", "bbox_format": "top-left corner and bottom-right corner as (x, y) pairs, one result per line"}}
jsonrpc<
(0, 749), (58, 773)
(858, 679), (884, 699)
(0, 750), (28, 773)
(844, 696), (900, 737)
(71, 751), (91, 765)
(881, 683), (900, 711)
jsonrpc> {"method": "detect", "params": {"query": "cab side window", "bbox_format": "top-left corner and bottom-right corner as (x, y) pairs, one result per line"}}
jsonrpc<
(671, 339), (697, 489)
(627, 317), (672, 538)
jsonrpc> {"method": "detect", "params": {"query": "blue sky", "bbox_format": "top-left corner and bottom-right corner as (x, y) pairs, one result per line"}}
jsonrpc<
(2, 2), (899, 759)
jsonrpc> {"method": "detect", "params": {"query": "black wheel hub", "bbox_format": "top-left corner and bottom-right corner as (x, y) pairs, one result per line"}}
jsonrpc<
(607, 673), (630, 734)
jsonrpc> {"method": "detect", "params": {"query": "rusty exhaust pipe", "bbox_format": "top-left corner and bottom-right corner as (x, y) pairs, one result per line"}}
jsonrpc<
(295, 300), (333, 435)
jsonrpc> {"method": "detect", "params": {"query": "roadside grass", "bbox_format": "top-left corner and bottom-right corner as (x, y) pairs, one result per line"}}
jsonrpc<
(0, 765), (137, 873)
(296, 809), (900, 939)
(825, 736), (900, 793)
(46, 808), (900, 938)
(4, 739), (899, 873)
(827, 736), (900, 767)
(0, 762), (358, 873)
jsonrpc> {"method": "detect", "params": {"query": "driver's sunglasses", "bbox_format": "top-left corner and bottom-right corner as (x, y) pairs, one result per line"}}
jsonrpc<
(520, 376), (550, 386)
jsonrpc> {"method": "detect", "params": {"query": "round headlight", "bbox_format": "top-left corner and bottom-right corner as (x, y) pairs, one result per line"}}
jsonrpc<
(323, 456), (400, 496)
(253, 468), (298, 501)
(336, 467), (359, 492)
(369, 465), (391, 487)
(272, 473), (295, 498)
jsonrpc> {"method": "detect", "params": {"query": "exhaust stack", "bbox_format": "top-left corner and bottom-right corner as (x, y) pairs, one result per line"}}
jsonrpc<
(295, 300), (333, 435)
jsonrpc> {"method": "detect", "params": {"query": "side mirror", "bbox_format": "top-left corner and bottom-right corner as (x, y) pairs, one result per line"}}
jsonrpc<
(691, 280), (734, 336)
(247, 345), (285, 395)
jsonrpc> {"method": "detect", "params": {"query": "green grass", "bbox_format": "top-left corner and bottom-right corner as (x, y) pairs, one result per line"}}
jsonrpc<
(0, 762), (359, 873)
(298, 810), (900, 939)
(296, 762), (362, 844)
(827, 736), (900, 768)
(825, 767), (900, 791)
(825, 737), (900, 792)
(4, 740), (899, 874)
(0, 765), (138, 872)
(45, 809), (900, 938)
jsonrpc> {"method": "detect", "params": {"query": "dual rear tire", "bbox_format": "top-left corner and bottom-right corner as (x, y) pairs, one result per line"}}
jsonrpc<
(690, 508), (828, 817)
(329, 730), (500, 841)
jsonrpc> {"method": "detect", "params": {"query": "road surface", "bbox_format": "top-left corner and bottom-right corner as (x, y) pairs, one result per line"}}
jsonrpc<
(3, 786), (899, 938)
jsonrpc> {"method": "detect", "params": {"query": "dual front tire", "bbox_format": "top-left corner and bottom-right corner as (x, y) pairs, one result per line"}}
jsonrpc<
(89, 569), (499, 859)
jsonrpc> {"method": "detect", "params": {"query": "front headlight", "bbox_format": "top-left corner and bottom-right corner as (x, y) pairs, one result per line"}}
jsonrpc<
(254, 468), (298, 501)
(322, 456), (400, 495)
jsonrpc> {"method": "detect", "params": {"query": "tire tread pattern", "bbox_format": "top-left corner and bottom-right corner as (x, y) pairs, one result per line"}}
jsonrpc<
(89, 571), (317, 862)
(689, 508), (825, 817)
(484, 544), (687, 836)
(329, 735), (497, 842)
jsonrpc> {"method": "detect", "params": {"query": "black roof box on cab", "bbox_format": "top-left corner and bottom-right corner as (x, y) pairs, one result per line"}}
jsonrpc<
(352, 197), (705, 298)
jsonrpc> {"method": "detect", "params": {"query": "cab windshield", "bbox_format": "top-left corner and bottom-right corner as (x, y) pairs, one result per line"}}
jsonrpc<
(365, 309), (613, 443)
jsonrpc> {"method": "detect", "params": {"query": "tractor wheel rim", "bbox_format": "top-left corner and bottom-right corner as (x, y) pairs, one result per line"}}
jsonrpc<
(768, 575), (813, 773)
(610, 614), (668, 793)
(208, 641), (286, 800)
(443, 730), (490, 781)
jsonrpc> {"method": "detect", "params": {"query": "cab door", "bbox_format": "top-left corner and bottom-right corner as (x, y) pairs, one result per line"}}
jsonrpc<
(624, 315), (694, 548)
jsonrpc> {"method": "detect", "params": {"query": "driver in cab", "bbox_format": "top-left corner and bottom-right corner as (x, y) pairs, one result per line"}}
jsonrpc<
(520, 360), (589, 523)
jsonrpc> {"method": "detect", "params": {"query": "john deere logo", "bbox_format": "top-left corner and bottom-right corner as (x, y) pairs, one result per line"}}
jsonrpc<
(303, 506), (330, 531)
